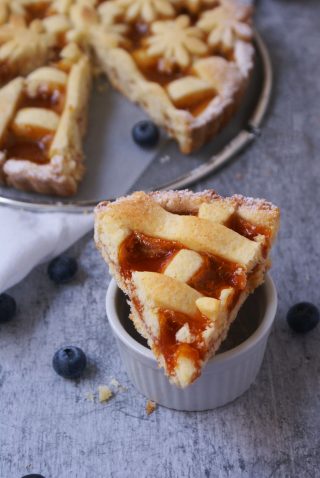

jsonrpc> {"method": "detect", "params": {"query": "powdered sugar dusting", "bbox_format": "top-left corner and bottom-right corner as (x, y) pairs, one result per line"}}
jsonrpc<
(231, 194), (278, 211)
(95, 190), (279, 216)
(159, 155), (171, 164)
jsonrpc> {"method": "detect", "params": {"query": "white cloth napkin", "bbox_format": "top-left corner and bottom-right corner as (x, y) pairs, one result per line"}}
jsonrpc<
(0, 206), (93, 294)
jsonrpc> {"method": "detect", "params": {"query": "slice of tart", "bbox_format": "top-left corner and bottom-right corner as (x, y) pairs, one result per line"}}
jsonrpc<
(95, 190), (280, 387)
(0, 42), (91, 195)
(70, 0), (254, 153)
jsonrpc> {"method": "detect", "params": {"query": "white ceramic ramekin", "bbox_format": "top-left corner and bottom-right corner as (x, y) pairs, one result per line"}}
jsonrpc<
(106, 275), (277, 411)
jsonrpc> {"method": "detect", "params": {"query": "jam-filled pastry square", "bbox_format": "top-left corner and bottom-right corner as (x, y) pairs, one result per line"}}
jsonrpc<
(0, 42), (91, 196)
(95, 190), (280, 387)
(71, 0), (254, 153)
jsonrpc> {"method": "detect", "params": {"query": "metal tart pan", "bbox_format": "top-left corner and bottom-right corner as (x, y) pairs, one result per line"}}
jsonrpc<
(0, 31), (272, 213)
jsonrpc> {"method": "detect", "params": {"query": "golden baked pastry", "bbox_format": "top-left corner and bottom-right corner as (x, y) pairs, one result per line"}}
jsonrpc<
(0, 43), (91, 195)
(0, 0), (255, 195)
(95, 190), (280, 387)
(0, 0), (74, 85)
(71, 0), (254, 153)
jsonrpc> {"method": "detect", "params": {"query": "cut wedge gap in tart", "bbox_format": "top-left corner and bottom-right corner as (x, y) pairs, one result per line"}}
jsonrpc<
(70, 0), (255, 153)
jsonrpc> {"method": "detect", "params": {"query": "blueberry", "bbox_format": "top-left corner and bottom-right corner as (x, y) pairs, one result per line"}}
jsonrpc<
(21, 475), (45, 478)
(48, 255), (78, 284)
(53, 346), (87, 379)
(0, 293), (16, 323)
(132, 120), (159, 148)
(287, 302), (319, 334)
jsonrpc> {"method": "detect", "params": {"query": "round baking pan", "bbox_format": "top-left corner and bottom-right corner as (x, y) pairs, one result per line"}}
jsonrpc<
(0, 30), (272, 213)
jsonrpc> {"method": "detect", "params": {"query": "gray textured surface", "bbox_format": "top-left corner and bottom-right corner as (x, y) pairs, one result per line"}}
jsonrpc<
(1, 1), (320, 477)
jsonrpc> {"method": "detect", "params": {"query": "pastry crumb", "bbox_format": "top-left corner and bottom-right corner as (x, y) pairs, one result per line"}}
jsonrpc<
(98, 385), (113, 403)
(85, 391), (95, 402)
(110, 378), (120, 388)
(146, 400), (157, 415)
(159, 155), (170, 164)
(110, 378), (127, 392)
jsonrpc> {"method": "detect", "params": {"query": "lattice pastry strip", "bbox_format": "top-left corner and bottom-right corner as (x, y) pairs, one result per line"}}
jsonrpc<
(95, 190), (280, 387)
(0, 43), (91, 195)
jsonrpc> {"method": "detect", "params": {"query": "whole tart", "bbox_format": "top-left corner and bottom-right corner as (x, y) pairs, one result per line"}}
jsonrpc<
(95, 189), (280, 387)
(0, 0), (255, 195)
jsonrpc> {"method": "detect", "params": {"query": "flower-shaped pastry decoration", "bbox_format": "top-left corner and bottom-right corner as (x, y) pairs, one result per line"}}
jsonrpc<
(102, 23), (129, 47)
(146, 15), (208, 71)
(180, 0), (217, 15)
(116, 0), (175, 23)
(0, 0), (72, 25)
(197, 3), (252, 50)
(0, 0), (25, 24)
(95, 2), (129, 46)
(97, 1), (124, 26)
(69, 0), (128, 47)
(51, 0), (73, 15)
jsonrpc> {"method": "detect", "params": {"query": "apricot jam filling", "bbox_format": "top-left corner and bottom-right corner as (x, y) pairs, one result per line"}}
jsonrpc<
(2, 87), (65, 164)
(3, 130), (53, 165)
(227, 215), (271, 241)
(119, 232), (182, 278)
(186, 97), (213, 116)
(119, 231), (246, 297)
(157, 309), (210, 374)
(188, 255), (246, 299)
(226, 214), (271, 258)
(128, 22), (150, 46)
(0, 64), (15, 86)
(21, 86), (65, 114)
(24, 2), (53, 22)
